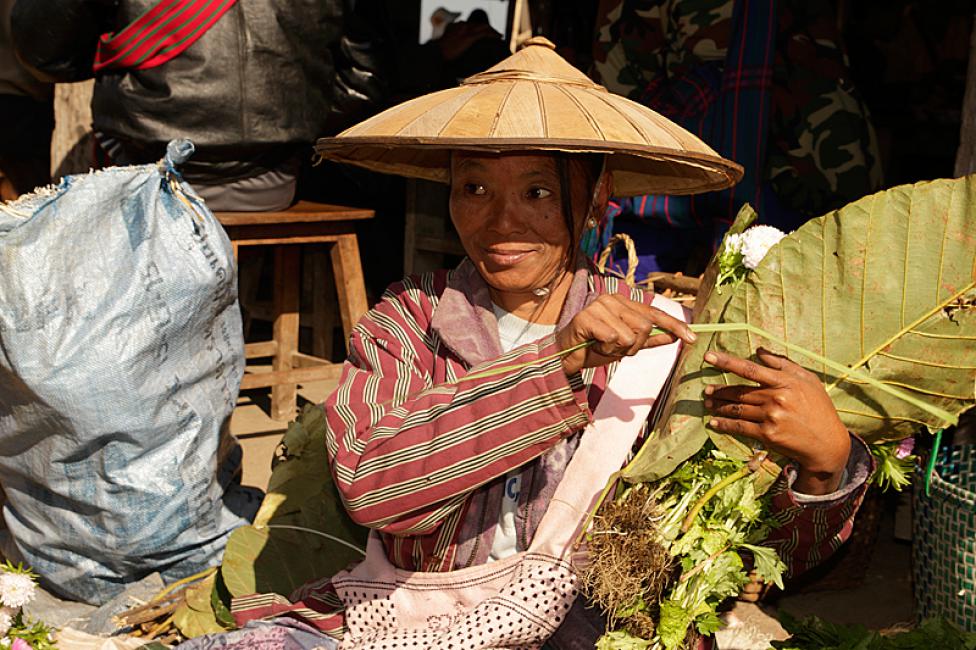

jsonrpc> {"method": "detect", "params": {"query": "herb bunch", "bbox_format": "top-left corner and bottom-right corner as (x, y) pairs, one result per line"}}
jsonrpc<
(590, 446), (786, 650)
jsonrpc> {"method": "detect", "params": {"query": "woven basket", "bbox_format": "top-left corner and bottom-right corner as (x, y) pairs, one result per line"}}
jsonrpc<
(913, 444), (976, 630)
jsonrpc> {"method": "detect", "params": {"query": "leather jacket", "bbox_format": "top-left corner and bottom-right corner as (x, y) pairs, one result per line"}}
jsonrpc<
(12, 0), (386, 183)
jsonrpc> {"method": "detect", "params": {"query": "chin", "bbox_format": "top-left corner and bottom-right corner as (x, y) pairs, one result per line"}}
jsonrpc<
(476, 265), (542, 295)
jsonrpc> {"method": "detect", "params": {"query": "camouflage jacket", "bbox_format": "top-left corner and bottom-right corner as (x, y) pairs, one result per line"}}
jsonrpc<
(591, 0), (882, 220)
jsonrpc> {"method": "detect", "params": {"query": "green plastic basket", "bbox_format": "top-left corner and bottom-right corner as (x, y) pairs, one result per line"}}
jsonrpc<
(913, 444), (976, 630)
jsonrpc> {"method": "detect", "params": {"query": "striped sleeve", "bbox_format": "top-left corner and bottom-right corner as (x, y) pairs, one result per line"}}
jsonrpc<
(323, 281), (591, 536)
(762, 435), (875, 576)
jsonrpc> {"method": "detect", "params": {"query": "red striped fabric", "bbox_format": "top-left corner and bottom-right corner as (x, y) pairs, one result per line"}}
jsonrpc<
(93, 0), (238, 73)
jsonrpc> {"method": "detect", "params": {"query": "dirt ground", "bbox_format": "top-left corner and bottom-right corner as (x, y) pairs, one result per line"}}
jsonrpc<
(233, 380), (916, 648)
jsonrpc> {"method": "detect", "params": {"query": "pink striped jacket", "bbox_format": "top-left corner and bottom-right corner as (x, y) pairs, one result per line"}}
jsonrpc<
(241, 260), (872, 644)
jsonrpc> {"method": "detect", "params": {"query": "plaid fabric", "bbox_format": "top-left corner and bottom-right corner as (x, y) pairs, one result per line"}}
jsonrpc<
(227, 261), (872, 641)
(587, 0), (776, 276)
(590, 0), (882, 277)
(590, 0), (777, 269)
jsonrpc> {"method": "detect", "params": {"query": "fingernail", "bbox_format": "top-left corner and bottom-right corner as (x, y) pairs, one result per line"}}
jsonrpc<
(704, 399), (713, 409)
(704, 385), (714, 396)
(708, 419), (718, 428)
(688, 331), (698, 342)
(704, 352), (717, 364)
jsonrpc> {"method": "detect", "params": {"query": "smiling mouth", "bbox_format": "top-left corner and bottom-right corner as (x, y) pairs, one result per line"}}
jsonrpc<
(482, 247), (537, 266)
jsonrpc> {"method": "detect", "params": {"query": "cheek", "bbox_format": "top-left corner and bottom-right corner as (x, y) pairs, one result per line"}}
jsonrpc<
(449, 194), (482, 236)
(532, 209), (571, 247)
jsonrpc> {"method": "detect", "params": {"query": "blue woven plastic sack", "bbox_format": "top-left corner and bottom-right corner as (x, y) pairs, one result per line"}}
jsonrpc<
(0, 140), (259, 604)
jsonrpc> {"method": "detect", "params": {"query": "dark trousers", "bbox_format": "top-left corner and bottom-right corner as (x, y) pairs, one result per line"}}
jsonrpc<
(0, 94), (54, 195)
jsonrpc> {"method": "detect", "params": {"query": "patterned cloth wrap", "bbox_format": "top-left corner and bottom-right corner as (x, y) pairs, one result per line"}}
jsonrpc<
(589, 0), (882, 272)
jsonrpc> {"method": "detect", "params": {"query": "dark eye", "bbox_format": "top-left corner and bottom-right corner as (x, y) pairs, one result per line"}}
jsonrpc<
(464, 183), (487, 196)
(526, 187), (553, 199)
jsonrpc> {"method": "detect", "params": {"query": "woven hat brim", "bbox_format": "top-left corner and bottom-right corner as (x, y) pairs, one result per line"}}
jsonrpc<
(315, 137), (743, 197)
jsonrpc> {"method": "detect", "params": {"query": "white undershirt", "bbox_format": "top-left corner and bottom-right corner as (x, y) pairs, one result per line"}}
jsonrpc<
(488, 304), (557, 561)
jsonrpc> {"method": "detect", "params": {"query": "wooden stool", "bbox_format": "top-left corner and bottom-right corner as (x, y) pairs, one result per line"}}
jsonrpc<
(216, 201), (374, 421)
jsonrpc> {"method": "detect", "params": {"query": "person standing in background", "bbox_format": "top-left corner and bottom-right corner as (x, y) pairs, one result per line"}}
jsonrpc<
(0, 0), (53, 200)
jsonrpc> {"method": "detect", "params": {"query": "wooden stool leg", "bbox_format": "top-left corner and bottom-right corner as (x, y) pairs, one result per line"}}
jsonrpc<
(271, 245), (300, 421)
(311, 246), (337, 359)
(237, 249), (264, 340)
(331, 234), (369, 351)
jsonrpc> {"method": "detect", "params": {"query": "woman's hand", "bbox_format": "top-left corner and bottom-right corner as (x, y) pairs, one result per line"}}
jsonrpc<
(556, 294), (696, 376)
(703, 347), (851, 495)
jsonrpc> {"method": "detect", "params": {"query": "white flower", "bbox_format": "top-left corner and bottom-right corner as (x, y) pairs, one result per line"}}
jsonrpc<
(0, 572), (35, 609)
(739, 225), (786, 270)
(0, 605), (13, 637)
(723, 232), (744, 254)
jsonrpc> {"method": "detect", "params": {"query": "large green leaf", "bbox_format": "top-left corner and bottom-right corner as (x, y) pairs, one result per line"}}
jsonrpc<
(222, 405), (368, 598)
(172, 574), (229, 638)
(625, 176), (976, 482)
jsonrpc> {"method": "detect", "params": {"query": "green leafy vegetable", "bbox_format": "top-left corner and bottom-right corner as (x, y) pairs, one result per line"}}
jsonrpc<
(173, 405), (369, 638)
(596, 177), (976, 648)
(596, 629), (654, 649)
(741, 544), (786, 590)
(7, 613), (58, 650)
(657, 601), (694, 650)
(869, 439), (916, 492)
(222, 405), (368, 599)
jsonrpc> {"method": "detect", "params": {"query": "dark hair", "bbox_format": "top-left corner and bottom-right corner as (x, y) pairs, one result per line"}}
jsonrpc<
(555, 153), (604, 266)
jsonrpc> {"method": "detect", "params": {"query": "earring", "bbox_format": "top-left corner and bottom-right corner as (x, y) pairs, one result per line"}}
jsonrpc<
(586, 217), (598, 229)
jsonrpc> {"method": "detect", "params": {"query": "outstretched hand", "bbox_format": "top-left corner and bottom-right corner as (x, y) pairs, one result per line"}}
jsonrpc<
(556, 294), (696, 377)
(703, 347), (851, 495)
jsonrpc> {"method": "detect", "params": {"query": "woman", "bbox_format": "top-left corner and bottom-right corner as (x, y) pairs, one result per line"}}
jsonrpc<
(188, 37), (872, 650)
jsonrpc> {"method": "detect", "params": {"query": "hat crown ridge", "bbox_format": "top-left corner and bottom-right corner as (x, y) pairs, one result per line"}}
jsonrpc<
(460, 35), (600, 89)
(520, 36), (556, 50)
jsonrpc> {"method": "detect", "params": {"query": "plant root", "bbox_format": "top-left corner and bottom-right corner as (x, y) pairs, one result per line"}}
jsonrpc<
(580, 484), (672, 639)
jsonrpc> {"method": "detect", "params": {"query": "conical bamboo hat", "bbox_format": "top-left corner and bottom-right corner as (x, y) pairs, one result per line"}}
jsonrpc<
(315, 37), (742, 197)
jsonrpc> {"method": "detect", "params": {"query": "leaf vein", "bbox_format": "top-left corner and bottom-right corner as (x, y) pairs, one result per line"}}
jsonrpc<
(827, 280), (976, 392)
(876, 350), (976, 370)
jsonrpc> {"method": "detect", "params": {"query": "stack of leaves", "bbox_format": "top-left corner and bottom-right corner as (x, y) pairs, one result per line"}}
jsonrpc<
(772, 613), (976, 650)
(168, 405), (368, 640)
(589, 175), (976, 649)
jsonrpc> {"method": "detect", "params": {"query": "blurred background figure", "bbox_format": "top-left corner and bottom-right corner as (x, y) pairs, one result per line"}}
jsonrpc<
(588, 0), (882, 277)
(0, 0), (53, 200)
(11, 0), (385, 212)
(430, 6), (462, 39)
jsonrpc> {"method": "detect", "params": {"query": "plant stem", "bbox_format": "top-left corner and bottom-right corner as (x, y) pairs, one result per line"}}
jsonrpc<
(680, 451), (767, 534)
(574, 471), (622, 549)
(678, 544), (732, 583)
(261, 524), (367, 556)
(150, 566), (216, 604)
(456, 321), (957, 428)
(924, 428), (944, 497)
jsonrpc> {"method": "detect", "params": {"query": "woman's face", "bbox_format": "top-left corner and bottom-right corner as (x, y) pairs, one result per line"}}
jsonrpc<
(449, 152), (597, 300)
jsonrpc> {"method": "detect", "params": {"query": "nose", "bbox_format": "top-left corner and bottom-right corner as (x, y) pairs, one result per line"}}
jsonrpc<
(484, 190), (527, 236)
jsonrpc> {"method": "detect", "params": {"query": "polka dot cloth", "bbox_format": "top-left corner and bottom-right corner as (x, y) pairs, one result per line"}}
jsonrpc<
(336, 553), (577, 649)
